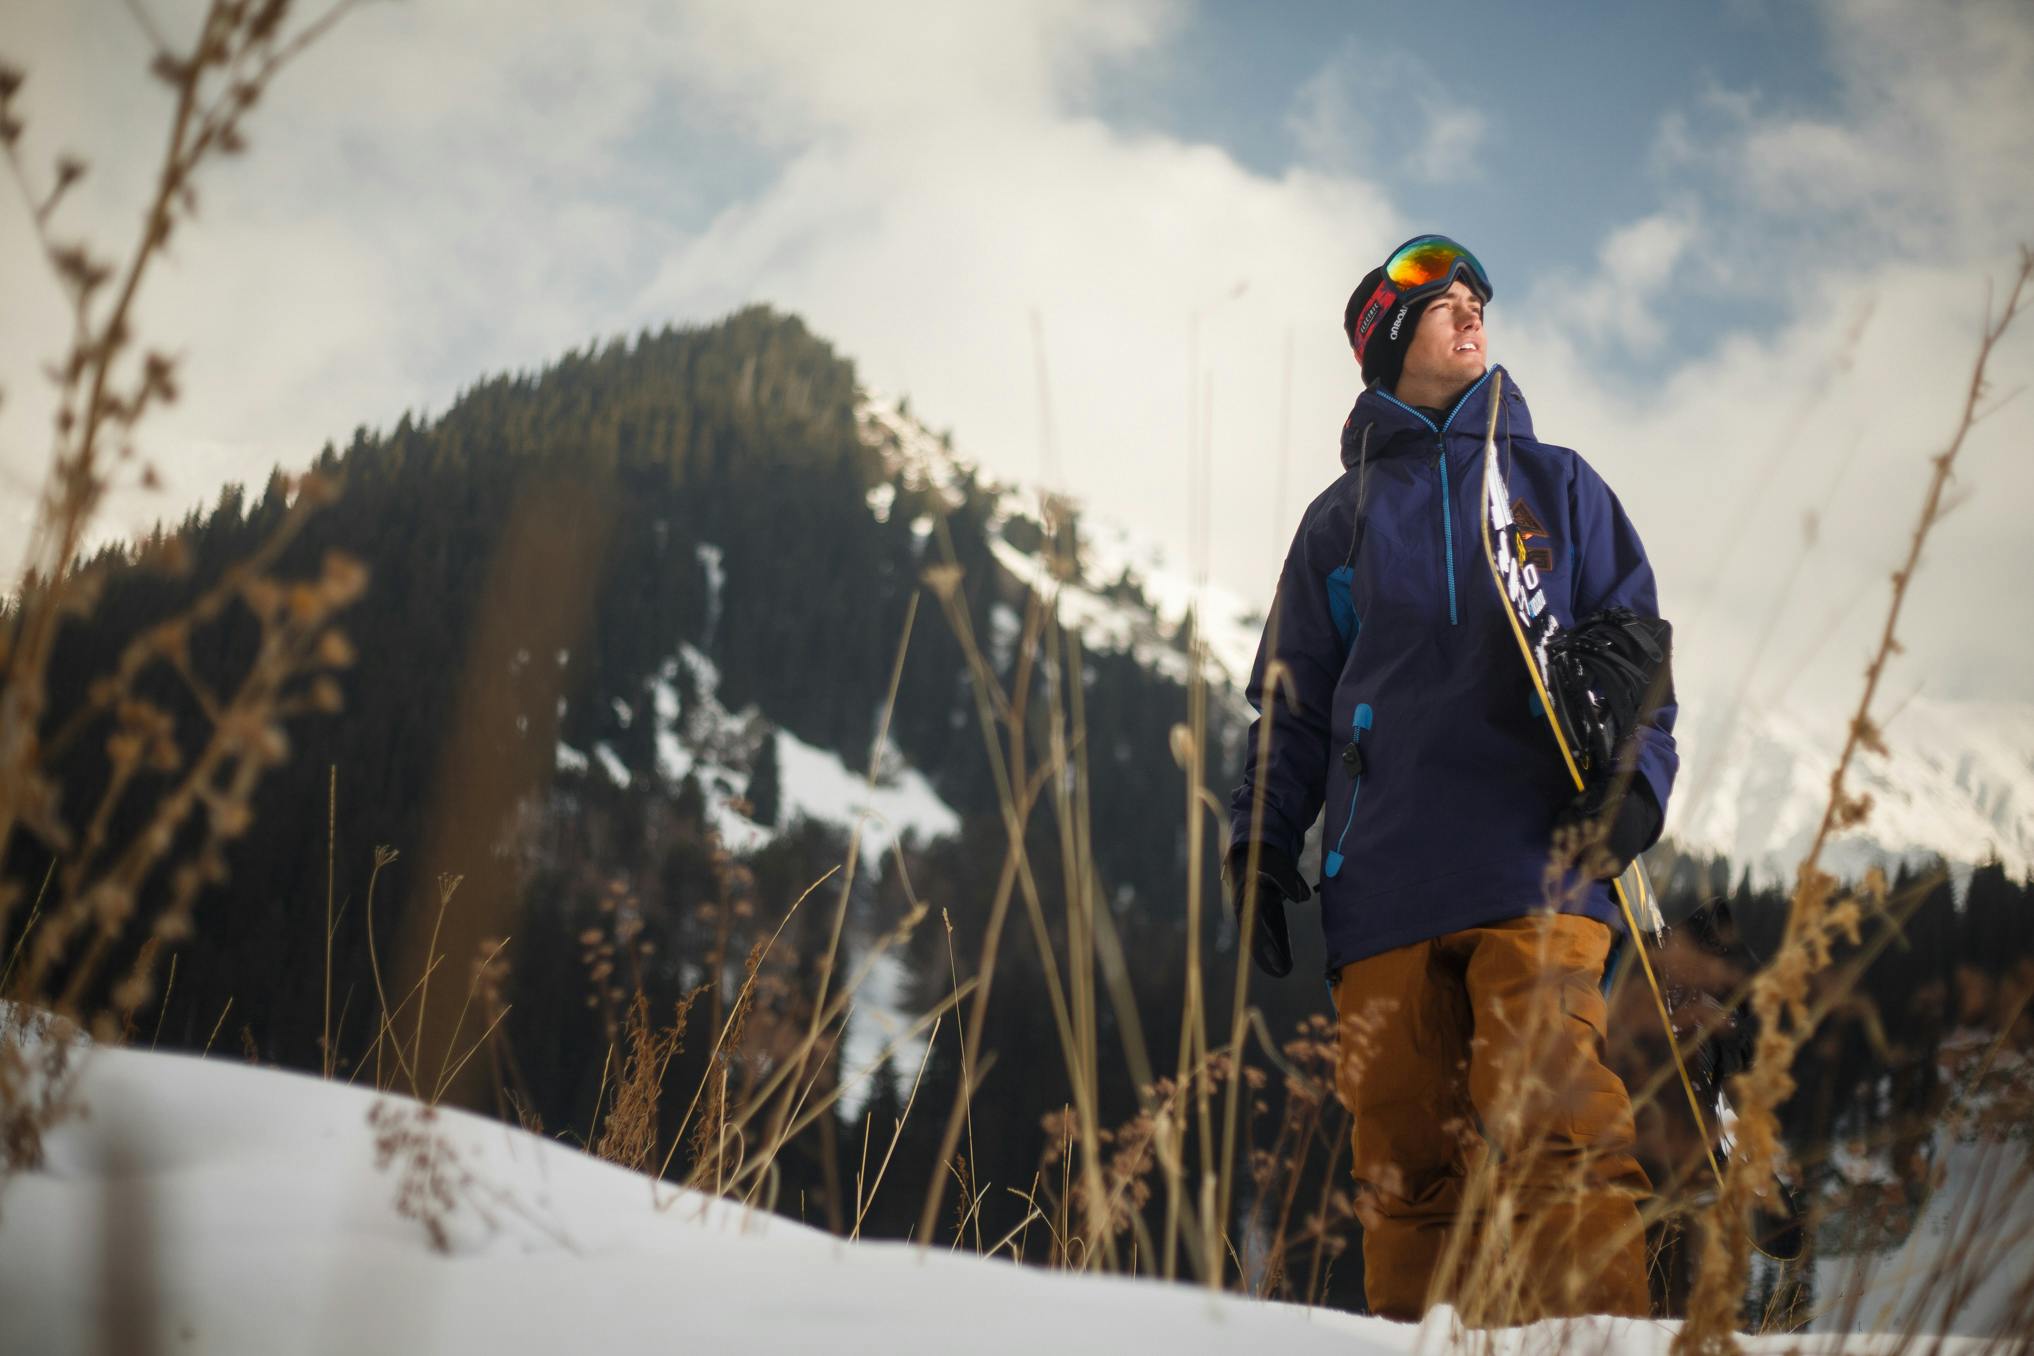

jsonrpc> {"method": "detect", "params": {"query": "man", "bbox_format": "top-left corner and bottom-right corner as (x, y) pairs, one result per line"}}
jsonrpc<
(1225, 235), (1676, 1321)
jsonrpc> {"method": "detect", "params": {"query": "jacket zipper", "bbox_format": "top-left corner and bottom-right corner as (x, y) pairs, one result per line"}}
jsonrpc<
(1322, 702), (1375, 879)
(1377, 369), (1492, 629)
(1436, 449), (1457, 625)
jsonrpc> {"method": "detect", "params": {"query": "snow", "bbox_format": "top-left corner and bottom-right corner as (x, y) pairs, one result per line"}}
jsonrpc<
(592, 743), (631, 789)
(988, 535), (1217, 694)
(861, 391), (1257, 693)
(547, 640), (965, 868)
(696, 541), (725, 641)
(0, 1024), (2014, 1354)
(1079, 513), (1264, 687)
(773, 727), (960, 869)
(866, 480), (898, 523)
(601, 644), (964, 867)
(1813, 1139), (2034, 1337)
(986, 527), (1264, 699)
(988, 600), (1023, 673)
(833, 946), (922, 1120)
(645, 647), (773, 856)
(858, 395), (970, 511)
(1670, 695), (2034, 885)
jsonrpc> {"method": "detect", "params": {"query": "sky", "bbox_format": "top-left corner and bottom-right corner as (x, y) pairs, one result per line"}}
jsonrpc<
(4, 0), (2033, 729)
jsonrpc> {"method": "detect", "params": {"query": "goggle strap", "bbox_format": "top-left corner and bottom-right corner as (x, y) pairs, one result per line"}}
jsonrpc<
(1353, 280), (1400, 363)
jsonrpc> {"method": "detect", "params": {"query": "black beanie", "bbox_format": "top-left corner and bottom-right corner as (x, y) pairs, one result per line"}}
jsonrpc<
(1345, 239), (1493, 390)
(1344, 266), (1436, 391)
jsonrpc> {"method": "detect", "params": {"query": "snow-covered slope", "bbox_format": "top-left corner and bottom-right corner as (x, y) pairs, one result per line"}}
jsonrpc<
(558, 641), (959, 869)
(2, 1029), (2015, 1352)
(1670, 696), (2034, 886)
(1815, 1140), (2034, 1338)
(0, 1035), (1410, 1353)
(860, 393), (1263, 690)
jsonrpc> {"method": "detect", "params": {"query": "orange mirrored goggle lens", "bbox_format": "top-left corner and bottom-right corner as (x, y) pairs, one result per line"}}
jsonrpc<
(1384, 237), (1492, 299)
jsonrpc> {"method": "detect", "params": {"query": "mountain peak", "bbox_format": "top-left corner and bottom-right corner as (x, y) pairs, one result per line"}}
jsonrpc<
(1669, 695), (2034, 886)
(856, 392), (1263, 689)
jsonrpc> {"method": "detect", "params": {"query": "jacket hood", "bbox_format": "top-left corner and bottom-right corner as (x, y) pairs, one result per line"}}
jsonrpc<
(1339, 365), (1535, 470)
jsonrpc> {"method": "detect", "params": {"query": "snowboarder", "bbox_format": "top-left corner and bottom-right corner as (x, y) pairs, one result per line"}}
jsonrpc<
(1225, 234), (1676, 1321)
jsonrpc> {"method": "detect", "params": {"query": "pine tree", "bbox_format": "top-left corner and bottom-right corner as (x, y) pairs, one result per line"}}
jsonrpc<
(747, 729), (782, 829)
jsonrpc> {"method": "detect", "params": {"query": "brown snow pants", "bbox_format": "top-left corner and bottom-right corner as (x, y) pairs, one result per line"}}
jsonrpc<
(1331, 913), (1652, 1323)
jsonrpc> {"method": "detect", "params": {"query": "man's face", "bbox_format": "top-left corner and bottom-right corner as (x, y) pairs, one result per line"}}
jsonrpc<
(1401, 279), (1487, 391)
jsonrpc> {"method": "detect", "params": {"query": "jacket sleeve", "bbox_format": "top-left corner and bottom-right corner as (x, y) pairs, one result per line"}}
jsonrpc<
(1569, 456), (1678, 840)
(1228, 497), (1346, 863)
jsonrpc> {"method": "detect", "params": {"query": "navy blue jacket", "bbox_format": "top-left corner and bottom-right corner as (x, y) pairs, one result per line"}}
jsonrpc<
(1228, 367), (1677, 972)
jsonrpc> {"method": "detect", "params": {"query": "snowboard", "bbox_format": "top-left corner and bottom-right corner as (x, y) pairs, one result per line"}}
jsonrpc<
(1472, 370), (1665, 939)
(1474, 372), (1803, 1262)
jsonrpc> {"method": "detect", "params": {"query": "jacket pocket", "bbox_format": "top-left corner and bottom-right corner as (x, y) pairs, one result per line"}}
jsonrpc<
(1323, 702), (1375, 878)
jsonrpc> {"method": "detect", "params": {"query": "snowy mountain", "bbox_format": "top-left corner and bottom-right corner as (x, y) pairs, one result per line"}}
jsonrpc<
(542, 388), (1253, 886)
(858, 394), (1265, 693)
(1669, 696), (2034, 887)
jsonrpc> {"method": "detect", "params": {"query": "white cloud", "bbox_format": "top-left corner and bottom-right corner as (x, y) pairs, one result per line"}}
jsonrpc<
(1, 0), (698, 541)
(1415, 106), (1489, 171)
(1507, 0), (2034, 719)
(660, 0), (1177, 142)
(1658, 0), (2034, 260)
(3, 0), (2030, 734)
(1285, 42), (1489, 184)
(1529, 213), (1696, 351)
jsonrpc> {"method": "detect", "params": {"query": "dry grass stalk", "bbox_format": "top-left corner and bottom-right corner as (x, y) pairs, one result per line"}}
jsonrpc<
(684, 937), (767, 1194)
(430, 936), (515, 1102)
(592, 987), (699, 1173)
(718, 601), (938, 1212)
(359, 846), (414, 1090)
(1676, 247), (2034, 1355)
(912, 450), (1253, 1282)
(0, 0), (362, 1192)
(323, 764), (336, 1075)
(913, 542), (1127, 1259)
(719, 895), (957, 1209)
(942, 907), (985, 1252)
(1249, 1011), (1356, 1303)
(850, 1016), (940, 1240)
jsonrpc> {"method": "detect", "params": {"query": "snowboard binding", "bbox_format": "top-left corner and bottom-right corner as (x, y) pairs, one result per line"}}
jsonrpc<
(1664, 898), (1806, 1263)
(1545, 607), (1674, 781)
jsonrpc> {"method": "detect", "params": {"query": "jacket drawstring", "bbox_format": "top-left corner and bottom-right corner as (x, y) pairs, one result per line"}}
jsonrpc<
(1346, 423), (1373, 567)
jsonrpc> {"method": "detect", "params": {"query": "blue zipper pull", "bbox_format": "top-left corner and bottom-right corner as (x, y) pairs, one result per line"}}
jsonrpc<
(1324, 703), (1375, 879)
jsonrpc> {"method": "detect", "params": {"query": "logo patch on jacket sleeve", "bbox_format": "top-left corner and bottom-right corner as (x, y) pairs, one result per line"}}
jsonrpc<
(1509, 496), (1556, 573)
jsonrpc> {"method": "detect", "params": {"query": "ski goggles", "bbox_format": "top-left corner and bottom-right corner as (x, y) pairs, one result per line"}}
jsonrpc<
(1352, 234), (1493, 361)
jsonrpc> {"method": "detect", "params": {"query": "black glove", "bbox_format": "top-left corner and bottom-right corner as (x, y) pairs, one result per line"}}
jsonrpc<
(1556, 775), (1661, 881)
(1223, 843), (1311, 978)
